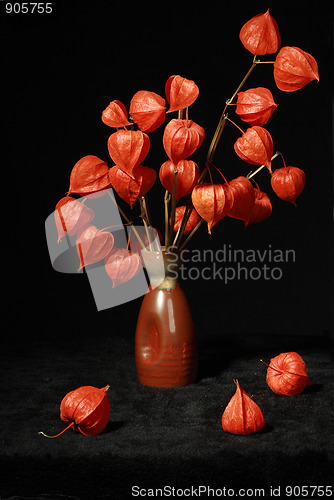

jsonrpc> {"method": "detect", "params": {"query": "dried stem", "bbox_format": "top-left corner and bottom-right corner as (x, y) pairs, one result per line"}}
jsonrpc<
(143, 220), (153, 251)
(139, 197), (153, 250)
(212, 164), (229, 184)
(142, 195), (152, 226)
(204, 114), (227, 178)
(171, 57), (261, 250)
(39, 422), (75, 439)
(260, 359), (282, 374)
(246, 152), (281, 179)
(246, 165), (267, 180)
(164, 190), (170, 247)
(179, 219), (204, 251)
(168, 169), (178, 245)
(229, 55), (259, 103)
(278, 152), (287, 169)
(108, 190), (130, 224)
(225, 115), (245, 134)
(203, 56), (259, 184)
(107, 190), (146, 249)
(140, 208), (152, 251)
(173, 203), (193, 247)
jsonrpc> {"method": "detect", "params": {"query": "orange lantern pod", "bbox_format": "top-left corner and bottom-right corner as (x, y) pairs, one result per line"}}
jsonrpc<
(76, 225), (114, 271)
(39, 386), (110, 438)
(159, 159), (199, 201)
(228, 176), (256, 224)
(262, 352), (311, 396)
(222, 380), (265, 435)
(172, 206), (200, 235)
(101, 100), (131, 128)
(105, 248), (142, 288)
(274, 46), (319, 92)
(239, 9), (281, 55)
(245, 188), (272, 227)
(234, 126), (273, 172)
(109, 164), (156, 208)
(54, 196), (95, 243)
(271, 166), (306, 205)
(163, 119), (205, 164)
(236, 87), (278, 126)
(68, 155), (111, 196)
(191, 183), (234, 234)
(165, 75), (199, 113)
(129, 91), (166, 132)
(108, 129), (150, 179)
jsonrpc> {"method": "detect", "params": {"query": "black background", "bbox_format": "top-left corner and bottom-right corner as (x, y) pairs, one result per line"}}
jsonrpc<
(3, 2), (333, 340)
(1, 3), (334, 499)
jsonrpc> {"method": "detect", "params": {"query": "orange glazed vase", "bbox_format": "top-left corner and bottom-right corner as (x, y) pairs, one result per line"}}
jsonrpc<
(135, 249), (198, 388)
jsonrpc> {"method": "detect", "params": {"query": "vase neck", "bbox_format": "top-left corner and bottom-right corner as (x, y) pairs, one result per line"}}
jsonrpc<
(158, 249), (179, 290)
(141, 247), (180, 291)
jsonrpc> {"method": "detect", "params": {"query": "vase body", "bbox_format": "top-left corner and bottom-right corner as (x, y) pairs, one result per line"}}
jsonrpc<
(135, 250), (198, 388)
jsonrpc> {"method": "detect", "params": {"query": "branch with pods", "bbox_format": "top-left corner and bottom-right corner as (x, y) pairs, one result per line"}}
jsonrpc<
(54, 9), (319, 288)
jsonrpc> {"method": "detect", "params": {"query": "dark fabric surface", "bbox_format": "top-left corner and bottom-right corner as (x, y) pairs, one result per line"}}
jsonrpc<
(1, 320), (333, 500)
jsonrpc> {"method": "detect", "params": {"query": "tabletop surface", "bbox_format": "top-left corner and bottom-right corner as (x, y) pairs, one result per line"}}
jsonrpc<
(1, 331), (333, 500)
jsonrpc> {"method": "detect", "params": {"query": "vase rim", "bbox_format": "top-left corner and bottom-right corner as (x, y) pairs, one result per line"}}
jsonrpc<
(141, 245), (179, 255)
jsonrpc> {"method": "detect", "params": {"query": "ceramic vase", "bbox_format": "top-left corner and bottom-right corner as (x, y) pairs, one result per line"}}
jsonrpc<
(135, 249), (198, 388)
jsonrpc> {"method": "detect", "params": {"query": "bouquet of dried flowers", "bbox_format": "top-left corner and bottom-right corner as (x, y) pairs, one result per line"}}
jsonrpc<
(54, 9), (319, 287)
